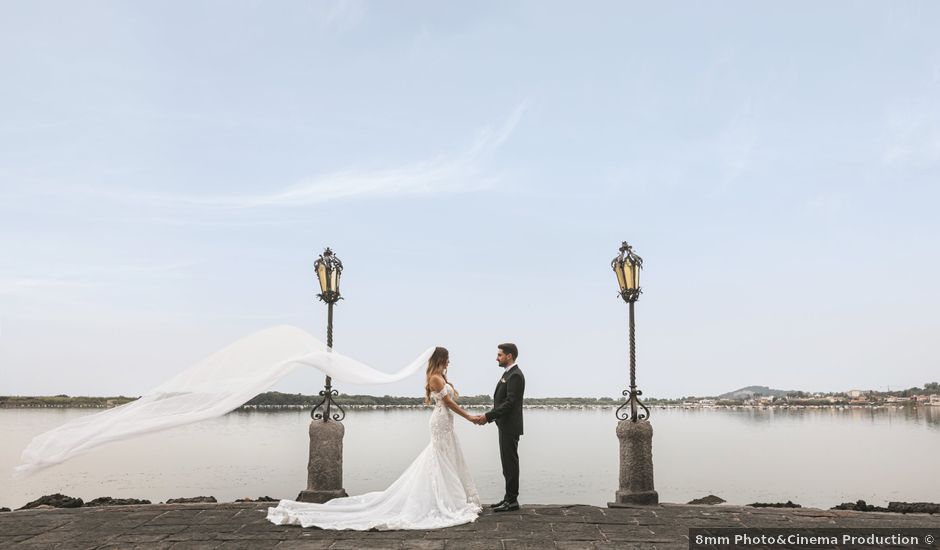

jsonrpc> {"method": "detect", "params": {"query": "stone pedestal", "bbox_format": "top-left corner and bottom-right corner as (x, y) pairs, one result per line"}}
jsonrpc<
(608, 418), (659, 507)
(296, 420), (348, 503)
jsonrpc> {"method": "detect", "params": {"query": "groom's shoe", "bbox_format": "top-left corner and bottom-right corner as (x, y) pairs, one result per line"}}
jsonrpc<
(492, 501), (519, 513)
(488, 500), (506, 509)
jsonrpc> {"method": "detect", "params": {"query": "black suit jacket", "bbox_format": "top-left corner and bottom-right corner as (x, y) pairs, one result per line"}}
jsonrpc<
(484, 365), (525, 436)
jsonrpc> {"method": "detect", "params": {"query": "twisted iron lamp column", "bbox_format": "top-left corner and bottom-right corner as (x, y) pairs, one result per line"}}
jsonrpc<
(311, 300), (346, 422)
(614, 300), (650, 422)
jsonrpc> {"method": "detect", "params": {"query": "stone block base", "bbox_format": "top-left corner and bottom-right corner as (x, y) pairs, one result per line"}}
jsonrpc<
(609, 489), (660, 507)
(296, 489), (348, 504)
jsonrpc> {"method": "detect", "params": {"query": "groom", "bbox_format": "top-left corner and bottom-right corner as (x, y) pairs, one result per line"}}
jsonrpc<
(472, 343), (525, 512)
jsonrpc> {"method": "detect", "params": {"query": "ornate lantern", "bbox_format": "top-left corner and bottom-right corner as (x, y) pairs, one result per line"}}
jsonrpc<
(314, 247), (343, 305)
(611, 241), (642, 303)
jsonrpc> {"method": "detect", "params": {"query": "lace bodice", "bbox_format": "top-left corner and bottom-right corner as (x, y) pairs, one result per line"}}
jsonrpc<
(431, 383), (454, 407)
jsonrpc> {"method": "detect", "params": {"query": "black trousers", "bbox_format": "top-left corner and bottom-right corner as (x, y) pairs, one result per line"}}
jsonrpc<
(498, 429), (520, 502)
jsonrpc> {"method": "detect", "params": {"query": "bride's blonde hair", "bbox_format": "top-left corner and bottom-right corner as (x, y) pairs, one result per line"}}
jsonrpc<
(424, 347), (459, 405)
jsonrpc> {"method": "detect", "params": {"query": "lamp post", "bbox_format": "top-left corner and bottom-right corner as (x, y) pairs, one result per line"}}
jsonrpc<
(611, 241), (649, 423)
(311, 247), (346, 423)
(608, 241), (659, 507)
(297, 247), (349, 503)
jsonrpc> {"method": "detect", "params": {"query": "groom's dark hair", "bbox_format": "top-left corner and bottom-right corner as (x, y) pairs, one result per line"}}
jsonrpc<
(498, 343), (518, 361)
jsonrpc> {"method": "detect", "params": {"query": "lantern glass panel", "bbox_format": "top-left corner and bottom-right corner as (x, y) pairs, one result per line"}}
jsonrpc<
(317, 262), (328, 293)
(622, 262), (636, 290)
(631, 261), (640, 289)
(614, 262), (626, 292)
(330, 269), (340, 294)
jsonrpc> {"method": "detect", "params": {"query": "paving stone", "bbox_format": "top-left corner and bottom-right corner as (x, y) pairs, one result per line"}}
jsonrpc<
(12, 526), (119, 545)
(47, 542), (102, 550)
(275, 542), (334, 550)
(109, 533), (172, 543)
(163, 523), (242, 541)
(148, 510), (210, 525)
(328, 540), (403, 549)
(551, 523), (604, 540)
(0, 516), (72, 535)
(168, 543), (223, 550)
(401, 540), (445, 550)
(192, 510), (243, 525)
(441, 541), (498, 550)
(423, 529), (489, 540)
(594, 544), (653, 550)
(497, 538), (557, 549)
(95, 543), (176, 550)
(0, 534), (36, 544)
(554, 542), (597, 550)
(213, 530), (295, 541)
(213, 541), (281, 550)
(133, 523), (193, 535)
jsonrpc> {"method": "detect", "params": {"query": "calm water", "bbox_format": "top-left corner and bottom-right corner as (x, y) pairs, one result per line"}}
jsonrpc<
(2, 406), (939, 510)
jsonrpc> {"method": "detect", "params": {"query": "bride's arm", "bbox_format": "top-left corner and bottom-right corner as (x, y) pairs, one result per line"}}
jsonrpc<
(442, 394), (473, 421)
(429, 376), (473, 421)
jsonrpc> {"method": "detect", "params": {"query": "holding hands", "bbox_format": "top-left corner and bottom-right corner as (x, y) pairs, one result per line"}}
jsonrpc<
(469, 414), (487, 425)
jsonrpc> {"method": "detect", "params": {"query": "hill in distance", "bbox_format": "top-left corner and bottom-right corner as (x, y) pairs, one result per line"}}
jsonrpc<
(717, 385), (797, 399)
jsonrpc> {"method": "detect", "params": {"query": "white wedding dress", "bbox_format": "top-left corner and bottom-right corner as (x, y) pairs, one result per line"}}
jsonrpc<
(266, 383), (482, 530)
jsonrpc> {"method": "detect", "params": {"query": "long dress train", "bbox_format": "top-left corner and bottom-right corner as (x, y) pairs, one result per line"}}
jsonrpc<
(266, 384), (482, 530)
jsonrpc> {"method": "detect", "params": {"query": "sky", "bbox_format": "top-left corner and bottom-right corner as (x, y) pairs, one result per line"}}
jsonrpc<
(1, 1), (939, 400)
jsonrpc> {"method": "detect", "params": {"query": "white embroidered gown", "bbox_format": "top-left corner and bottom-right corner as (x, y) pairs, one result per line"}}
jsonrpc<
(266, 384), (482, 530)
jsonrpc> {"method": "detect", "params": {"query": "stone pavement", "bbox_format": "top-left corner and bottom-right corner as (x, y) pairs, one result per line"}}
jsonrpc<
(1, 502), (939, 549)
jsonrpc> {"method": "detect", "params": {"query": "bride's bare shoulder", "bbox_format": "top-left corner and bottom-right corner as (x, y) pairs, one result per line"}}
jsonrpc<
(428, 374), (445, 391)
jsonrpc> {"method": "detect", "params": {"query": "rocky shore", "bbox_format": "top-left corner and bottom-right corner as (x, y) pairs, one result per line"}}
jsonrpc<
(6, 493), (938, 515)
(7, 494), (277, 512)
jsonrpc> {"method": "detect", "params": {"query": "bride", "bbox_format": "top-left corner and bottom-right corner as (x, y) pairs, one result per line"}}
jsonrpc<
(266, 346), (484, 530)
(15, 326), (482, 530)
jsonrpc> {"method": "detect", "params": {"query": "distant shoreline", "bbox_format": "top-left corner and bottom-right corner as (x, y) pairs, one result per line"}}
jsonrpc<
(4, 388), (938, 411)
(2, 395), (936, 411)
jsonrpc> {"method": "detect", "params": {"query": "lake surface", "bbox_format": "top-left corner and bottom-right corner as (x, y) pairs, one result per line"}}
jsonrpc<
(2, 406), (939, 510)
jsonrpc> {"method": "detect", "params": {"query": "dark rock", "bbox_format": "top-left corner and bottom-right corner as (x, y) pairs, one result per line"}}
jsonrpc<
(234, 496), (278, 503)
(85, 497), (152, 507)
(688, 495), (726, 505)
(165, 496), (217, 504)
(831, 500), (889, 512)
(747, 500), (801, 508)
(888, 502), (940, 514)
(18, 493), (83, 510)
(0, 507), (10, 512)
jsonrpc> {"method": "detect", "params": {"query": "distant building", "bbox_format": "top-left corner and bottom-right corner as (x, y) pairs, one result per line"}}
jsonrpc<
(847, 389), (869, 398)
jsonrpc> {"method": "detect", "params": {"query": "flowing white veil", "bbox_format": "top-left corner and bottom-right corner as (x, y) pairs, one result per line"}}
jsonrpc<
(15, 325), (435, 478)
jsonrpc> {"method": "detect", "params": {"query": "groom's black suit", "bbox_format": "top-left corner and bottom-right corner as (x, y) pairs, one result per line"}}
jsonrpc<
(484, 364), (525, 503)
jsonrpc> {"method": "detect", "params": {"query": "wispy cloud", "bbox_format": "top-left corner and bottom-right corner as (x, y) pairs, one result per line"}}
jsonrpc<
(0, 277), (86, 297)
(76, 103), (528, 211)
(322, 0), (367, 34)
(882, 96), (940, 167)
(0, 262), (196, 297)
